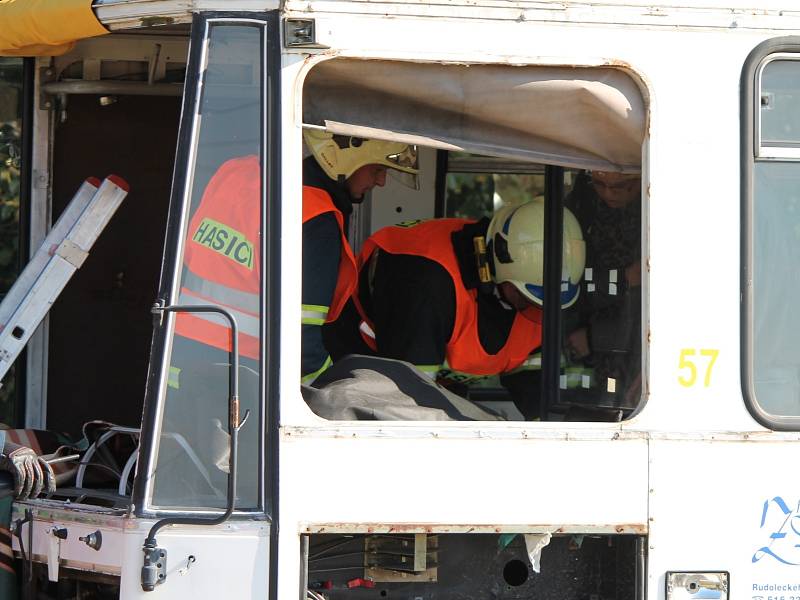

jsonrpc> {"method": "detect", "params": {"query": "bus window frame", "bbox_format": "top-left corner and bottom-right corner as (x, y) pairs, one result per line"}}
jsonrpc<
(741, 35), (800, 431)
(133, 11), (281, 519)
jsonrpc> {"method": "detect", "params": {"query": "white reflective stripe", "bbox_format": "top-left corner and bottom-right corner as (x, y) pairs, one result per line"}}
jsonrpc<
(178, 291), (260, 339)
(359, 320), (376, 339)
(182, 271), (260, 314)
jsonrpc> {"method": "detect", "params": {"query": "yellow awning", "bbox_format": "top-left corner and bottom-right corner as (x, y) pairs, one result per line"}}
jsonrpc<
(0, 0), (109, 57)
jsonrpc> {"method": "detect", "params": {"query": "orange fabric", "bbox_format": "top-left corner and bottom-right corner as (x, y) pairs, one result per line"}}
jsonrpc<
(0, 0), (109, 57)
(175, 156), (261, 359)
(302, 185), (357, 322)
(359, 219), (542, 376)
(173, 158), (356, 359)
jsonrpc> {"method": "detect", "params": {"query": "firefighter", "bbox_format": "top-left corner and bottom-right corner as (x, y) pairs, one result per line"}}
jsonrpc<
(161, 132), (416, 496)
(172, 131), (417, 387)
(324, 198), (585, 415)
(301, 129), (418, 382)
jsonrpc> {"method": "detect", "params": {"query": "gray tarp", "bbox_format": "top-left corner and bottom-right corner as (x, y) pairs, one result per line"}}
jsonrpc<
(304, 59), (645, 172)
(302, 355), (503, 421)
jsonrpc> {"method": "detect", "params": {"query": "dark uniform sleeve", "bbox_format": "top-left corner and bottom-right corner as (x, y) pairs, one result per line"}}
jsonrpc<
(301, 212), (341, 380)
(500, 370), (542, 420)
(369, 252), (456, 374)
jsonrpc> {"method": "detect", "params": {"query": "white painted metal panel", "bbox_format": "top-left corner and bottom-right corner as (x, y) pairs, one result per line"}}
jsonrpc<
(10, 503), (269, 598)
(274, 9), (799, 600)
(11, 503), (128, 575)
(281, 432), (648, 526)
(118, 523), (270, 600)
(650, 438), (800, 600)
(285, 0), (800, 31)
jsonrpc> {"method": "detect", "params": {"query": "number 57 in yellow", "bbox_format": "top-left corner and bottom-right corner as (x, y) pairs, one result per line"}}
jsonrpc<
(678, 349), (719, 388)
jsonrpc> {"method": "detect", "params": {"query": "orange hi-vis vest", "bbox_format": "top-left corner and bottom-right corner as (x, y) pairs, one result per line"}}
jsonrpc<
(358, 219), (542, 376)
(175, 155), (262, 360)
(301, 185), (357, 324)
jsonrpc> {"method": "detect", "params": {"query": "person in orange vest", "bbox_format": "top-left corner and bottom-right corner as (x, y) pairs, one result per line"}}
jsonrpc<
(324, 199), (585, 418)
(172, 131), (418, 390)
(162, 134), (416, 498)
(300, 130), (418, 382)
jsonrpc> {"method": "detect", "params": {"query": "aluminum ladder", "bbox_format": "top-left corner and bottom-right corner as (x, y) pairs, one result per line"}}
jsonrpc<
(0, 175), (129, 381)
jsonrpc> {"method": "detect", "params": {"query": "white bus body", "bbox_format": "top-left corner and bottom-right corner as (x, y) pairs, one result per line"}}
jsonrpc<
(0, 1), (798, 599)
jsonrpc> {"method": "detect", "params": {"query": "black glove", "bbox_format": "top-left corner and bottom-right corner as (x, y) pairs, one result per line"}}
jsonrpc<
(0, 441), (56, 500)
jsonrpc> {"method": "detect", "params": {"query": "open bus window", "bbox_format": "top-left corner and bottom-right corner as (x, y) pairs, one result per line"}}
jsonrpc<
(302, 58), (645, 424)
(440, 155), (641, 420)
(749, 54), (800, 421)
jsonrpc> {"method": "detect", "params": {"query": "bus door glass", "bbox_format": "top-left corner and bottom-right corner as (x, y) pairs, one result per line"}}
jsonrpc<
(138, 14), (272, 513)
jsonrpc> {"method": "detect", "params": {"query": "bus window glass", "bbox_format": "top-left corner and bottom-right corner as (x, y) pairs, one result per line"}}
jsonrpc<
(151, 24), (263, 510)
(753, 161), (800, 416)
(751, 54), (800, 419)
(760, 60), (800, 149)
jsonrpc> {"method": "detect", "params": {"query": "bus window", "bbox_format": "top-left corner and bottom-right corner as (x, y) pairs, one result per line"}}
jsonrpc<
(302, 59), (645, 424)
(747, 49), (800, 424)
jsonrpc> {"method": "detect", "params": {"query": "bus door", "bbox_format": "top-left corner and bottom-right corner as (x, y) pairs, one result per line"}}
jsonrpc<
(128, 12), (279, 599)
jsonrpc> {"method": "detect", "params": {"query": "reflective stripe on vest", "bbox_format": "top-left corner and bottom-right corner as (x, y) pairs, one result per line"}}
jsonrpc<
(301, 355), (332, 385)
(178, 289), (260, 340)
(183, 270), (259, 314)
(357, 219), (542, 377)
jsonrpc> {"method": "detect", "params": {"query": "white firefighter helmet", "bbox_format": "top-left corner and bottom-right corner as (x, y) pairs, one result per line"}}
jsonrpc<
(303, 129), (418, 185)
(487, 199), (585, 308)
